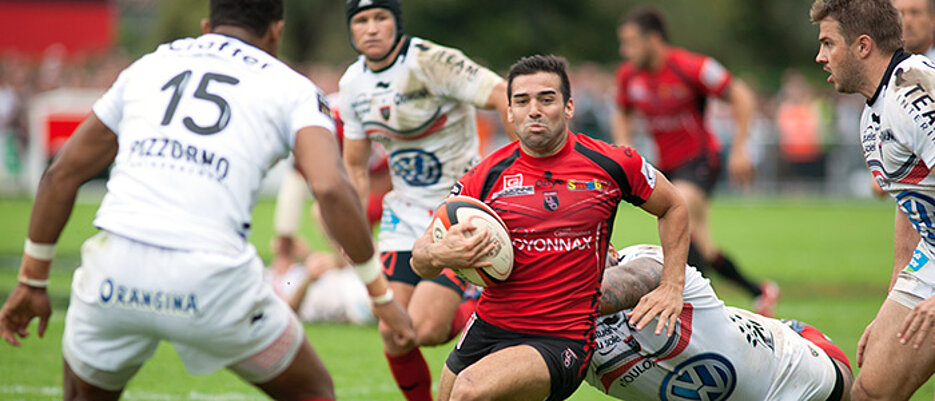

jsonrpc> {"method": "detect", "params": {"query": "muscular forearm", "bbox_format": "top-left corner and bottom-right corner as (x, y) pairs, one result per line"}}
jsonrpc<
(656, 202), (689, 290)
(892, 207), (920, 291)
(20, 169), (83, 279)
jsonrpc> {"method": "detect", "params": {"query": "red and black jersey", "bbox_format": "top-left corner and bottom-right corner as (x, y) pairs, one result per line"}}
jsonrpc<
(616, 47), (732, 171)
(453, 132), (657, 342)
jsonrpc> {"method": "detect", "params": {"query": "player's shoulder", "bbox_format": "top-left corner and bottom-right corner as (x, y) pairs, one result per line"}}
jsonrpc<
(574, 133), (638, 161)
(882, 52), (932, 104)
(889, 53), (935, 89)
(479, 141), (522, 170)
(339, 56), (368, 89)
(462, 141), (522, 183)
(667, 47), (709, 67)
(409, 37), (460, 62)
(615, 62), (637, 81)
(408, 37), (474, 75)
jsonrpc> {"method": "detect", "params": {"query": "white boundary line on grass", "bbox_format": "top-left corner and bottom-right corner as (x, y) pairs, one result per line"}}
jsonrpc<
(1, 383), (400, 401)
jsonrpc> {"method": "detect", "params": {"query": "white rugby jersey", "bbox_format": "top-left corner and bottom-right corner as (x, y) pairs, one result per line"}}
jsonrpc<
(586, 245), (837, 400)
(338, 37), (502, 209)
(861, 50), (935, 281)
(93, 34), (334, 254)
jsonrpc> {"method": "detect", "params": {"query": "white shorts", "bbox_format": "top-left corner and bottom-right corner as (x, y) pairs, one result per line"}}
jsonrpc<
(889, 246), (935, 309)
(378, 191), (435, 252)
(63, 232), (302, 390)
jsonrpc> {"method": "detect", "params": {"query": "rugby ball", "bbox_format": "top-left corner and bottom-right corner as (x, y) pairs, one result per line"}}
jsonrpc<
(431, 196), (514, 287)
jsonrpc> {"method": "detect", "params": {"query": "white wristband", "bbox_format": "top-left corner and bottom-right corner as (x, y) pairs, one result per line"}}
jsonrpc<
(18, 275), (49, 289)
(24, 239), (55, 261)
(371, 288), (394, 305)
(352, 254), (383, 284)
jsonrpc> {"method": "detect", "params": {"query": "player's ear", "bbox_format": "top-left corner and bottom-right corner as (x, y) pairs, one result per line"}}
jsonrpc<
(564, 97), (575, 120)
(855, 34), (873, 58)
(270, 20), (285, 43)
(200, 18), (211, 34)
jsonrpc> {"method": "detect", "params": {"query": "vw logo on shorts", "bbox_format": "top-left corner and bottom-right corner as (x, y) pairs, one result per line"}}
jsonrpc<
(390, 148), (443, 187)
(659, 353), (736, 401)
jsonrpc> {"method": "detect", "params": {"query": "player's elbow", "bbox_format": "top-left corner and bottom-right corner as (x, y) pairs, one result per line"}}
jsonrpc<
(39, 162), (83, 193)
(308, 176), (351, 205)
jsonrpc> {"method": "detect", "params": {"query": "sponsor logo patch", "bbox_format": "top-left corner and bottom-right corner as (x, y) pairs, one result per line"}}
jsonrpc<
(660, 353), (736, 401)
(503, 173), (523, 188)
(535, 171), (565, 188)
(390, 148), (442, 186)
(909, 249), (930, 272)
(567, 179), (606, 191)
(99, 278), (198, 316)
(491, 185), (534, 200)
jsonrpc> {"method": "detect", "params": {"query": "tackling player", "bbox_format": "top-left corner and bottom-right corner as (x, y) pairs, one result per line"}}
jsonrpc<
(411, 55), (690, 401)
(613, 6), (779, 316)
(339, 1), (515, 400)
(588, 244), (853, 401)
(0, 1), (414, 400)
(812, 0), (935, 399)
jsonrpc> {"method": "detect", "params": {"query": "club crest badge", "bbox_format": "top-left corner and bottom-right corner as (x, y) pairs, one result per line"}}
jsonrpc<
(544, 191), (559, 211)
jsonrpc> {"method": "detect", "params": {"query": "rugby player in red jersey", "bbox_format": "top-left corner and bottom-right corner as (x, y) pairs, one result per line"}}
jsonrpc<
(411, 55), (690, 401)
(613, 6), (779, 316)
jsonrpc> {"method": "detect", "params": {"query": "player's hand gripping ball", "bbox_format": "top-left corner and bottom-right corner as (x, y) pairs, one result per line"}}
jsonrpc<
(431, 196), (513, 287)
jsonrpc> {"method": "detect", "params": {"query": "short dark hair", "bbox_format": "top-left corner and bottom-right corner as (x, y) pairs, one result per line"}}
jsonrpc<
(810, 0), (902, 54)
(210, 0), (284, 37)
(506, 55), (571, 104)
(621, 6), (669, 43)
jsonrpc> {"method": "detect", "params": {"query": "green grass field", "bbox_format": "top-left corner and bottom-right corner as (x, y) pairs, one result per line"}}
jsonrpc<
(0, 195), (932, 400)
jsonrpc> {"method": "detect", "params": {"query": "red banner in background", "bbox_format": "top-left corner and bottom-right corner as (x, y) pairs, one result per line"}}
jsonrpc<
(0, 0), (115, 57)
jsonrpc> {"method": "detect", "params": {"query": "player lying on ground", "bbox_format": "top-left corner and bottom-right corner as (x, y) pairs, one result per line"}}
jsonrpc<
(587, 244), (853, 401)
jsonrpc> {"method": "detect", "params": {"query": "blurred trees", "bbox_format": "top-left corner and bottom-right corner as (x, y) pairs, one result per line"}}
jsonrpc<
(126, 0), (825, 91)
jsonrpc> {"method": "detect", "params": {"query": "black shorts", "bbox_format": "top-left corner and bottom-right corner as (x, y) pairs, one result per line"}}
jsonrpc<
(445, 314), (591, 401)
(661, 152), (722, 196)
(381, 251), (469, 295)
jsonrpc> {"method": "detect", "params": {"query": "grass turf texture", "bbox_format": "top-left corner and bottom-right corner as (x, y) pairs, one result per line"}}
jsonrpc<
(0, 195), (931, 400)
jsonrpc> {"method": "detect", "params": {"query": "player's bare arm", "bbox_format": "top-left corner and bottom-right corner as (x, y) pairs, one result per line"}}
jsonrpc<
(1, 114), (117, 346)
(626, 173), (690, 336)
(724, 78), (756, 187)
(610, 106), (634, 147)
(599, 257), (664, 315)
(410, 222), (495, 279)
(485, 81), (518, 141)
(342, 136), (373, 209)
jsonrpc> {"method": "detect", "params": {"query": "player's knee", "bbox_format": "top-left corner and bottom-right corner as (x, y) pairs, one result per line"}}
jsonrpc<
(449, 373), (489, 401)
(414, 318), (449, 346)
(850, 379), (895, 401)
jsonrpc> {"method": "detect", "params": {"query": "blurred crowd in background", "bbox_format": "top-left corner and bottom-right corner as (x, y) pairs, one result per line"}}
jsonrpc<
(0, 0), (875, 197)
(0, 49), (872, 197)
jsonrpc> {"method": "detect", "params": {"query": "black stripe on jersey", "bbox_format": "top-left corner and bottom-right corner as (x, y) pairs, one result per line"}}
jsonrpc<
(479, 149), (521, 201)
(573, 143), (645, 206)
